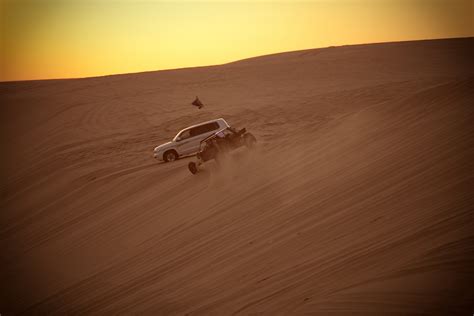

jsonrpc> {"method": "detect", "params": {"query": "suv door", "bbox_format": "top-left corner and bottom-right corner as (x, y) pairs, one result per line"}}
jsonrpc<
(174, 128), (193, 155)
(177, 122), (220, 155)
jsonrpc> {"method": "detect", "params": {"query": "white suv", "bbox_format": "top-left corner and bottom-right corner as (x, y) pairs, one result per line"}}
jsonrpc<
(153, 118), (230, 162)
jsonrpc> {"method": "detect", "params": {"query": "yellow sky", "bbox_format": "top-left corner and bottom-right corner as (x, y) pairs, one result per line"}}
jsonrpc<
(1, 0), (472, 81)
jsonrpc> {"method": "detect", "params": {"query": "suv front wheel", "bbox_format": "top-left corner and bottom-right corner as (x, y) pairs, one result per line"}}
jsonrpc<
(163, 150), (178, 162)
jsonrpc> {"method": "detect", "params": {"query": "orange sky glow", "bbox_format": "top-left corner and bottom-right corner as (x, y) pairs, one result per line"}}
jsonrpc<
(1, 0), (473, 81)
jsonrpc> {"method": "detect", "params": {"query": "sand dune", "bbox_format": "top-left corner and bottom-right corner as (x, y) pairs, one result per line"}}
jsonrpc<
(1, 38), (473, 315)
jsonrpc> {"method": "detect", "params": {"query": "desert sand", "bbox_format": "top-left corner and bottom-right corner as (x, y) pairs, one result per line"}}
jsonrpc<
(1, 37), (473, 315)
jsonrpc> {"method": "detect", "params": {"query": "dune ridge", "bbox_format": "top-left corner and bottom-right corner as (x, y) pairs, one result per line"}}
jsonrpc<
(1, 37), (473, 315)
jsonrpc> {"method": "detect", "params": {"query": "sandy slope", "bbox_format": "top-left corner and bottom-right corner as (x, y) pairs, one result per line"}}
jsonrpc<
(1, 38), (473, 315)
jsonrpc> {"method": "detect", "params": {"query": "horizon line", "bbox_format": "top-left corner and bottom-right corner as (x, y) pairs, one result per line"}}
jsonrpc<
(2, 36), (472, 84)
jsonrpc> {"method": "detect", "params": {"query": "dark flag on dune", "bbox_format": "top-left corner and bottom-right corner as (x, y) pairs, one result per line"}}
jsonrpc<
(192, 96), (204, 109)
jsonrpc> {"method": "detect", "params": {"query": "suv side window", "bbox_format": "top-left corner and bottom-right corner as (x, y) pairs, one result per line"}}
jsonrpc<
(190, 122), (219, 137)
